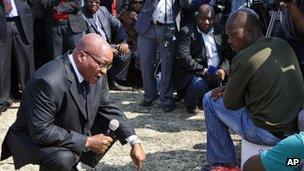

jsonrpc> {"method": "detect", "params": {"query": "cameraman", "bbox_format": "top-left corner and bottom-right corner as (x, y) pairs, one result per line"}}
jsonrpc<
(276, 0), (304, 78)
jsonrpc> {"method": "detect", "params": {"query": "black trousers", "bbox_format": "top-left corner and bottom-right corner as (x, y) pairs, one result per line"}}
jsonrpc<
(0, 18), (34, 104)
(107, 49), (131, 81)
(46, 20), (83, 59)
(38, 147), (115, 171)
(39, 148), (80, 171)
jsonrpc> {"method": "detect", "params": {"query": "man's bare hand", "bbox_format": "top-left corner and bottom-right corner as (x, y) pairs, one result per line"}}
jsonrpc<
(117, 43), (129, 54)
(216, 69), (226, 81)
(112, 48), (119, 56)
(130, 11), (138, 20)
(279, 0), (296, 9)
(130, 143), (146, 171)
(85, 134), (113, 154)
(211, 86), (225, 100)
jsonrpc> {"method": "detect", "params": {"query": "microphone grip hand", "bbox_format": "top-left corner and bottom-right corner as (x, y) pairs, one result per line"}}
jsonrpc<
(85, 134), (113, 154)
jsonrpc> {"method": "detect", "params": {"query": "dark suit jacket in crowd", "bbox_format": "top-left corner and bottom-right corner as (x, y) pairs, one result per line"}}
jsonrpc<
(82, 6), (128, 44)
(173, 22), (233, 90)
(0, 0), (34, 45)
(0, 53), (135, 169)
(40, 0), (87, 34)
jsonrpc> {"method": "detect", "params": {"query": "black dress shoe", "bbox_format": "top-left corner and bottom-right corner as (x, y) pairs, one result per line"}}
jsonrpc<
(162, 105), (175, 113)
(139, 100), (155, 107)
(110, 81), (132, 91)
(186, 106), (197, 114)
(0, 99), (13, 113)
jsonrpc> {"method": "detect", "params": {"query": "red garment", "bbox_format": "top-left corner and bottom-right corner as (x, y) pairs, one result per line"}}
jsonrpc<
(3, 0), (13, 14)
(111, 0), (117, 16)
(52, 0), (68, 20)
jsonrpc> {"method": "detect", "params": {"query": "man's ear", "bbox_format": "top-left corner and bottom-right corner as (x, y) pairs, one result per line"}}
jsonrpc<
(246, 25), (255, 41)
(75, 50), (86, 63)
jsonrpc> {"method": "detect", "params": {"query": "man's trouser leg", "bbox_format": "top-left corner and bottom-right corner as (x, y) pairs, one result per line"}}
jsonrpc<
(138, 24), (158, 102)
(202, 91), (280, 165)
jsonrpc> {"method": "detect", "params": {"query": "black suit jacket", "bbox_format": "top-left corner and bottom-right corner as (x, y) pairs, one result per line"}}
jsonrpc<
(0, 0), (34, 45)
(173, 22), (234, 90)
(40, 0), (87, 34)
(1, 53), (135, 169)
(82, 6), (128, 44)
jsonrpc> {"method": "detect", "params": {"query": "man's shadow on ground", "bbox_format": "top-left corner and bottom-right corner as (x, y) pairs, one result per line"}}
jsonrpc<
(80, 140), (242, 171)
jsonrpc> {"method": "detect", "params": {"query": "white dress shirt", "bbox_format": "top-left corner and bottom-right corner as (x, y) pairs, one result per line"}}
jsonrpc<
(6, 0), (19, 18)
(197, 27), (220, 68)
(152, 0), (175, 24)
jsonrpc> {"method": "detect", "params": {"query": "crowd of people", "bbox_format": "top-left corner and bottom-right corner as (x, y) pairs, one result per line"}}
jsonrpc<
(0, 0), (304, 170)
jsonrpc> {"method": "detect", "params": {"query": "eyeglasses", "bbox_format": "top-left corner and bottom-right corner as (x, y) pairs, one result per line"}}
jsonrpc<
(132, 1), (144, 5)
(83, 51), (112, 70)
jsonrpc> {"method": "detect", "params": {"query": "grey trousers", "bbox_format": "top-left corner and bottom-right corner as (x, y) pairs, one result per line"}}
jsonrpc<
(137, 23), (175, 106)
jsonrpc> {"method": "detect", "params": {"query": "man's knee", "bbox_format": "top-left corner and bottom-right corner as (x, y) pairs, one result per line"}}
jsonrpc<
(202, 91), (212, 107)
(40, 150), (75, 171)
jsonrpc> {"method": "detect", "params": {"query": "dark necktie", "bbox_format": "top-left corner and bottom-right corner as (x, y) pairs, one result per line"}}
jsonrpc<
(3, 0), (13, 14)
(79, 81), (89, 108)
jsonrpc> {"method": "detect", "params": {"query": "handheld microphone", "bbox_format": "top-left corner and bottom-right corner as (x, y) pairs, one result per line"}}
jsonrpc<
(208, 66), (217, 77)
(106, 119), (120, 138)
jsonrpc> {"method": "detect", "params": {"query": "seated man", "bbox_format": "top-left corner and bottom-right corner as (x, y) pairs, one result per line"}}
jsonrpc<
(203, 9), (304, 170)
(82, 0), (132, 90)
(0, 34), (145, 170)
(243, 131), (304, 171)
(117, 0), (145, 87)
(174, 4), (233, 114)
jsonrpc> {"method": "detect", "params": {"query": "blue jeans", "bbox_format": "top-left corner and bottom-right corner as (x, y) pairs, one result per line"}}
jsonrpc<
(202, 91), (280, 165)
(185, 76), (209, 108)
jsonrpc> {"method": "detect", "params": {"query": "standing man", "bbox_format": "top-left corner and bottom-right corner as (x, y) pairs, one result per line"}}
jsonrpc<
(41, 0), (87, 59)
(82, 0), (133, 90)
(0, 0), (35, 113)
(203, 9), (304, 170)
(175, 4), (232, 114)
(135, 0), (181, 112)
(1, 33), (145, 170)
(275, 0), (304, 79)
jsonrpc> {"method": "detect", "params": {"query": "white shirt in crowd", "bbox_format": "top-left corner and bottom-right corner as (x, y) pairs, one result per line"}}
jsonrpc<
(197, 27), (220, 68)
(152, 0), (175, 24)
(6, 0), (19, 18)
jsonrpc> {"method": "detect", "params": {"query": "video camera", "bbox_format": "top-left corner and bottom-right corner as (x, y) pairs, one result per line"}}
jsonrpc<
(210, 0), (231, 14)
(260, 0), (293, 11)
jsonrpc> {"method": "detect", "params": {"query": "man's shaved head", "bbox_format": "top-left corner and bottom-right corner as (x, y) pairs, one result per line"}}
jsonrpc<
(198, 4), (215, 17)
(196, 4), (215, 33)
(225, 8), (263, 52)
(74, 33), (113, 84)
(226, 8), (261, 32)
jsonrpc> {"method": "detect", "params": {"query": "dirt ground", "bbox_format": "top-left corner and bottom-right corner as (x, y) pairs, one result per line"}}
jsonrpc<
(0, 90), (241, 171)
